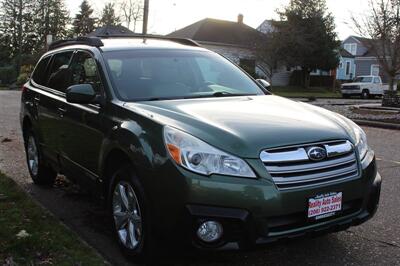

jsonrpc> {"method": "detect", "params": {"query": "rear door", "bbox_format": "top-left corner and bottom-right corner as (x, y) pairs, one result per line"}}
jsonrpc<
(31, 51), (73, 163)
(59, 50), (105, 180)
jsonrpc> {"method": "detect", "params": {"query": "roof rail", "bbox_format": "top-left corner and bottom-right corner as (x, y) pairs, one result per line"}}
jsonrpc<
(95, 33), (200, 47)
(48, 37), (104, 51)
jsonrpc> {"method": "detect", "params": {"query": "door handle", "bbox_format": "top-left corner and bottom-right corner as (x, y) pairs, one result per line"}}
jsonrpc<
(57, 107), (67, 117)
(33, 96), (40, 102)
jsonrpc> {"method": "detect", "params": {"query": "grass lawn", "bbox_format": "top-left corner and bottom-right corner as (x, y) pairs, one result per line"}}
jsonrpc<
(0, 86), (9, 90)
(271, 86), (341, 98)
(0, 172), (107, 265)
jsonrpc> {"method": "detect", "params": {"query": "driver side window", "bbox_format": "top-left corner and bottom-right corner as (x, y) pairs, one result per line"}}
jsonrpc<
(70, 51), (103, 94)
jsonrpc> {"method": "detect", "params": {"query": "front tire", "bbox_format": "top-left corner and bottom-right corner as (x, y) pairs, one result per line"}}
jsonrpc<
(361, 90), (370, 99)
(24, 130), (57, 186)
(108, 164), (154, 261)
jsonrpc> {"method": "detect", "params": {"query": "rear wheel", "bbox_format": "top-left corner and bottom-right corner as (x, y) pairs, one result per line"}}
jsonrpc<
(24, 130), (57, 185)
(361, 90), (370, 99)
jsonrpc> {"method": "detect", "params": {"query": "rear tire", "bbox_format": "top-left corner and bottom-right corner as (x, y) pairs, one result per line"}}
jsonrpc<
(108, 164), (157, 262)
(24, 130), (57, 186)
(361, 90), (370, 99)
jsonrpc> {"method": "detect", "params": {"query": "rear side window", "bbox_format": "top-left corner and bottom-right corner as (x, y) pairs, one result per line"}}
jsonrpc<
(31, 56), (51, 86)
(47, 51), (73, 93)
(69, 51), (103, 93)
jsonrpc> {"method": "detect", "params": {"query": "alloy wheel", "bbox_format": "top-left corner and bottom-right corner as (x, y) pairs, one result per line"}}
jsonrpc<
(27, 136), (39, 176)
(112, 181), (143, 250)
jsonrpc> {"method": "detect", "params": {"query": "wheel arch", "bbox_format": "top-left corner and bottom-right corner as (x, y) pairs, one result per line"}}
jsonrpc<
(101, 147), (135, 199)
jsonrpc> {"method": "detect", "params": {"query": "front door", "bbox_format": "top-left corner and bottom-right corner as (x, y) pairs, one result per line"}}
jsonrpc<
(59, 51), (105, 181)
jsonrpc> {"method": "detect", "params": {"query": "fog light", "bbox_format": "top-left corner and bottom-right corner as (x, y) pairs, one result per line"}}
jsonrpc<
(196, 221), (223, 243)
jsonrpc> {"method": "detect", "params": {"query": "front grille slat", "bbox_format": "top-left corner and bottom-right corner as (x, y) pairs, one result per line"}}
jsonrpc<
(266, 153), (356, 174)
(260, 140), (360, 190)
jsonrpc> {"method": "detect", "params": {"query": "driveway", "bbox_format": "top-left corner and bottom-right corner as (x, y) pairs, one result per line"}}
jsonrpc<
(1, 91), (399, 265)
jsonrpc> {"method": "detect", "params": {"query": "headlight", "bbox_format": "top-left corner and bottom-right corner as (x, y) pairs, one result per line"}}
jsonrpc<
(163, 126), (256, 178)
(354, 125), (368, 160)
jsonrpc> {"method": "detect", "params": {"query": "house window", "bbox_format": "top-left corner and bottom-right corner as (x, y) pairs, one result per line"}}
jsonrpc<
(345, 61), (351, 76)
(371, 65), (380, 76)
(344, 43), (357, 55)
(339, 62), (343, 69)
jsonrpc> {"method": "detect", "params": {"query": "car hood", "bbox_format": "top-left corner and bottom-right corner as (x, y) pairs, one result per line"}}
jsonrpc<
(342, 82), (363, 87)
(124, 95), (356, 158)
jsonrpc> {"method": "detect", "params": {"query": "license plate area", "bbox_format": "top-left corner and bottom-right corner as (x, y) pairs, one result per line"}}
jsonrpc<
(308, 192), (342, 220)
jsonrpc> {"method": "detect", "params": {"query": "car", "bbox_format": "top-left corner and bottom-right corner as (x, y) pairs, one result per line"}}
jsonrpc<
(341, 75), (396, 99)
(20, 36), (381, 261)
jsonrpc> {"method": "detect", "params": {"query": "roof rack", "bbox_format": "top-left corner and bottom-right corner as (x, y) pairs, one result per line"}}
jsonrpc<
(95, 33), (200, 47)
(48, 37), (104, 51)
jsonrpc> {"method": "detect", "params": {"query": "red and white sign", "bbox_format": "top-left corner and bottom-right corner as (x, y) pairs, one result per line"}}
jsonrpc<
(308, 192), (342, 220)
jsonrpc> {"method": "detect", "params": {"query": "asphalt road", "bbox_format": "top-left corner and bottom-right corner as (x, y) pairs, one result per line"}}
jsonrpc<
(0, 91), (399, 265)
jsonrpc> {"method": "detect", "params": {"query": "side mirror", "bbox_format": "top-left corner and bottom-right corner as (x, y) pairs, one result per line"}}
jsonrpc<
(256, 79), (271, 89)
(66, 84), (97, 104)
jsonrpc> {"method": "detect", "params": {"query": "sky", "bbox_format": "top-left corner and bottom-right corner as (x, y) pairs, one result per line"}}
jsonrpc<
(65, 0), (370, 40)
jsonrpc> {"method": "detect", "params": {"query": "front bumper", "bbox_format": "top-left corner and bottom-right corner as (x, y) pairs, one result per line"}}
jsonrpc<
(341, 90), (362, 95)
(152, 150), (380, 249)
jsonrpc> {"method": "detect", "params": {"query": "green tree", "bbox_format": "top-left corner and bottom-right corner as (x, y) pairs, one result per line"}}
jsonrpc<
(34, 0), (70, 52)
(99, 2), (120, 27)
(72, 0), (96, 36)
(261, 0), (340, 88)
(0, 0), (36, 73)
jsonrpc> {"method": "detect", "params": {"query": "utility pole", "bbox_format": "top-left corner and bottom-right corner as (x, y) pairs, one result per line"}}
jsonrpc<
(142, 0), (149, 35)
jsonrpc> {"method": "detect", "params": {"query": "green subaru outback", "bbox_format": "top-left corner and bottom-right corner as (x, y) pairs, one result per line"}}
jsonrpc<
(20, 36), (381, 260)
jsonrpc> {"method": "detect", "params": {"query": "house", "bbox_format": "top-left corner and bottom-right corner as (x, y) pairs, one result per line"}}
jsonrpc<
(341, 36), (388, 82)
(336, 49), (356, 81)
(167, 15), (270, 78)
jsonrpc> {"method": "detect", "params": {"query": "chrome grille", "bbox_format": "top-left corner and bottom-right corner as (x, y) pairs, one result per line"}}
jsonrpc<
(260, 140), (359, 190)
(342, 85), (360, 90)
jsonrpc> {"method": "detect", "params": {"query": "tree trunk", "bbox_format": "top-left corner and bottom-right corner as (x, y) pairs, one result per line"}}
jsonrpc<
(303, 70), (311, 89)
(16, 0), (23, 75)
(389, 76), (396, 91)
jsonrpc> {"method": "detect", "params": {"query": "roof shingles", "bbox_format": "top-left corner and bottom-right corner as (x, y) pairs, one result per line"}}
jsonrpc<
(167, 18), (262, 47)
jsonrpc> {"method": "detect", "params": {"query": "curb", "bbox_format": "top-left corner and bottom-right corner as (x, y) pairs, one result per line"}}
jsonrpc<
(354, 119), (400, 130)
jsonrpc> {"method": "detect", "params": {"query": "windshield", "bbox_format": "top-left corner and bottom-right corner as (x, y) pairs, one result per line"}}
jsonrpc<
(103, 50), (265, 101)
(353, 77), (373, 83)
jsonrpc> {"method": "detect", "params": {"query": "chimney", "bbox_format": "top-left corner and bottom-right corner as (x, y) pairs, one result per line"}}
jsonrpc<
(238, 14), (244, 24)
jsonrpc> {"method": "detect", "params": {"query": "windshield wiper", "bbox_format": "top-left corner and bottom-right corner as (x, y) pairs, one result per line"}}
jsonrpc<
(211, 91), (256, 97)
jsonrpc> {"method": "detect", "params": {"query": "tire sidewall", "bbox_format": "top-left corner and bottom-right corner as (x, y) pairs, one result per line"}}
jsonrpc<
(24, 129), (41, 181)
(108, 165), (149, 259)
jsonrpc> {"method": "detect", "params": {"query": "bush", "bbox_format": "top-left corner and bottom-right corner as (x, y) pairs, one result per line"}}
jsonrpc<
(16, 65), (34, 86)
(16, 72), (30, 86)
(0, 66), (17, 85)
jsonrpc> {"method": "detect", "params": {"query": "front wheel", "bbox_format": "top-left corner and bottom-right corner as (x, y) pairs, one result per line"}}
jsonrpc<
(108, 165), (156, 261)
(24, 130), (57, 185)
(361, 90), (370, 99)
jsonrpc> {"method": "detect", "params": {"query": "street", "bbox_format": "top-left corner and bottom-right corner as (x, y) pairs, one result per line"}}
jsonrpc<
(0, 91), (399, 265)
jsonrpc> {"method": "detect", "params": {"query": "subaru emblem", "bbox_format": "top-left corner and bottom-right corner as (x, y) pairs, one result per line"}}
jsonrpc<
(307, 147), (327, 161)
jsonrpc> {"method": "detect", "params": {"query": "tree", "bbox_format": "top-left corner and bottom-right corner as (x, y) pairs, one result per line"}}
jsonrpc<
(260, 0), (340, 88)
(34, 0), (70, 51)
(0, 0), (36, 73)
(72, 0), (96, 36)
(352, 0), (400, 91)
(99, 2), (120, 27)
(119, 0), (143, 32)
